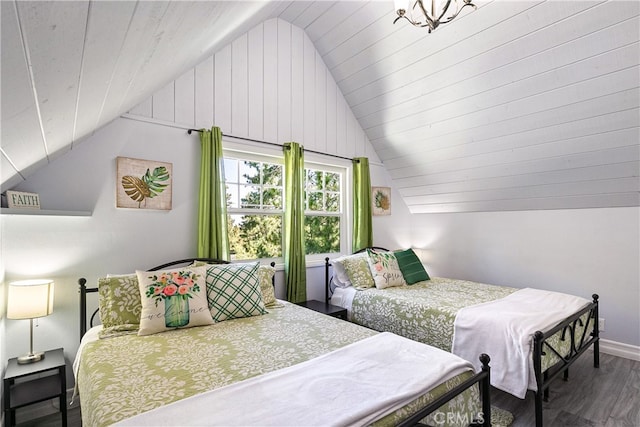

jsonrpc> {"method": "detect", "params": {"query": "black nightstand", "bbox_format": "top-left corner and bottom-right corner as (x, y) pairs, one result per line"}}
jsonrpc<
(295, 300), (348, 320)
(3, 348), (67, 427)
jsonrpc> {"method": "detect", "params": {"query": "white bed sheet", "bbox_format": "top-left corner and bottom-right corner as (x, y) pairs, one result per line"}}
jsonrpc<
(330, 286), (357, 319)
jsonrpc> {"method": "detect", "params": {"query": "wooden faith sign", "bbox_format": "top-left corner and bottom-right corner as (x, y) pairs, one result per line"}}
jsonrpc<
(6, 191), (41, 209)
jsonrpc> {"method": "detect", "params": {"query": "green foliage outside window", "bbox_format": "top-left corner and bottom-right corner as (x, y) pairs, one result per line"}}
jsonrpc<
(226, 157), (342, 260)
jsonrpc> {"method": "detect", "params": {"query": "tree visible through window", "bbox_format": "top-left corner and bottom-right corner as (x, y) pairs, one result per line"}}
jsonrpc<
(225, 154), (343, 261)
(305, 168), (341, 255)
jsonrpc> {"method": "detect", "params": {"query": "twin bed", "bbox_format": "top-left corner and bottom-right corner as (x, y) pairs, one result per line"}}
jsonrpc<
(324, 247), (600, 427)
(75, 257), (494, 427)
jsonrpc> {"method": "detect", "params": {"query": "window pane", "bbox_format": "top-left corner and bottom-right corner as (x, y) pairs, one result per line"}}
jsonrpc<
(325, 172), (340, 191)
(228, 214), (282, 259)
(262, 188), (282, 209)
(326, 192), (340, 212)
(306, 170), (323, 190)
(305, 216), (340, 254)
(224, 158), (238, 183)
(239, 161), (260, 184)
(262, 163), (282, 186)
(240, 185), (261, 209)
(307, 191), (323, 211)
(226, 184), (239, 208)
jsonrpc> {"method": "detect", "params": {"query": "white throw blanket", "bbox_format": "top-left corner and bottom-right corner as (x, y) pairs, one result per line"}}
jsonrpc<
(116, 332), (473, 426)
(452, 288), (589, 399)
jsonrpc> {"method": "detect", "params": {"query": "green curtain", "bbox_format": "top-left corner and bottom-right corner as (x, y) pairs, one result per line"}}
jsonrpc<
(283, 142), (307, 303)
(352, 157), (373, 252)
(197, 127), (230, 260)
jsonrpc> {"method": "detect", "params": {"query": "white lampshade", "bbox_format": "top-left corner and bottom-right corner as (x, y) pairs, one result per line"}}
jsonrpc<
(7, 279), (55, 320)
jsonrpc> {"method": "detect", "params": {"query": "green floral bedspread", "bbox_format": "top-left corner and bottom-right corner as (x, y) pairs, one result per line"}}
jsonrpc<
(350, 277), (589, 376)
(351, 277), (516, 352)
(77, 302), (481, 427)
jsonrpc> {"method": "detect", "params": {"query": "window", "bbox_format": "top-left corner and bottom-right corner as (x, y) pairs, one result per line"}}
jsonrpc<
(225, 155), (283, 260)
(225, 151), (346, 262)
(304, 167), (341, 256)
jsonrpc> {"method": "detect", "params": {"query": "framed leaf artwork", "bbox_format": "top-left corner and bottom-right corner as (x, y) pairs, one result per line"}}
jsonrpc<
(372, 186), (391, 216)
(116, 157), (172, 210)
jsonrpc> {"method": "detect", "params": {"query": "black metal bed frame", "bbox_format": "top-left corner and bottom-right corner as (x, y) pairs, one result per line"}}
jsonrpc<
(324, 248), (600, 427)
(78, 257), (493, 427)
(79, 257), (231, 339)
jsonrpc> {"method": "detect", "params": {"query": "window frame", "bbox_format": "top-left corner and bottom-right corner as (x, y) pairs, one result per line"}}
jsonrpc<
(223, 147), (350, 266)
(303, 160), (349, 264)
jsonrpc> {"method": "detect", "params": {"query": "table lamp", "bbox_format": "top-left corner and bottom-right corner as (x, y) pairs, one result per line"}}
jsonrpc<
(7, 279), (55, 364)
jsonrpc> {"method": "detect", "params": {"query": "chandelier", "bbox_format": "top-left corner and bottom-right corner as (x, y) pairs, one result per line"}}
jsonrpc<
(393, 0), (476, 32)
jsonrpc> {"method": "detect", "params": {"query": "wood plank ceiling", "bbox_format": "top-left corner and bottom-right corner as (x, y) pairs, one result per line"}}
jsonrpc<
(2, 0), (639, 213)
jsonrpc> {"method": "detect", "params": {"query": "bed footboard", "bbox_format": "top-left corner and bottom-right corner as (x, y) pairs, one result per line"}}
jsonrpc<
(398, 354), (491, 427)
(531, 294), (600, 427)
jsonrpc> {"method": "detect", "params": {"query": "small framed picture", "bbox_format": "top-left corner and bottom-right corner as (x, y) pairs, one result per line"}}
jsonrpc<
(372, 186), (391, 216)
(116, 157), (172, 210)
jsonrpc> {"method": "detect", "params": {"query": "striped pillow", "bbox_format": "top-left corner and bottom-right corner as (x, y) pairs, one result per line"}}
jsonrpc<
(394, 249), (430, 285)
(205, 262), (267, 322)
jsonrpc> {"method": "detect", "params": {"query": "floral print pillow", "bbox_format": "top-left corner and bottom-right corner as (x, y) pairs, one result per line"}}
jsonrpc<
(258, 264), (284, 308)
(98, 274), (141, 338)
(136, 266), (213, 336)
(341, 253), (375, 290)
(366, 249), (407, 289)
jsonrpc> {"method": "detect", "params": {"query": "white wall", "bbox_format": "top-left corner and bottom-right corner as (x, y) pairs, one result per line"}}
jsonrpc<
(407, 208), (640, 347)
(127, 18), (380, 163)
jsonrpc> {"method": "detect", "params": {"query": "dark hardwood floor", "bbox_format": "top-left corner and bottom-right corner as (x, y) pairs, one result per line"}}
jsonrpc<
(492, 351), (639, 426)
(13, 351), (639, 427)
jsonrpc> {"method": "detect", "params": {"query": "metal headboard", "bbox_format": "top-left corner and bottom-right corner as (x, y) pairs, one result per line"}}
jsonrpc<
(79, 258), (277, 340)
(324, 247), (390, 303)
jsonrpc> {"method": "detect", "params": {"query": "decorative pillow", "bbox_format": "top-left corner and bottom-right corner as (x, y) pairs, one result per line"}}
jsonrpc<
(98, 274), (141, 338)
(204, 262), (267, 322)
(366, 249), (407, 289)
(329, 256), (354, 288)
(340, 253), (375, 290)
(257, 264), (284, 308)
(394, 248), (430, 284)
(136, 266), (213, 336)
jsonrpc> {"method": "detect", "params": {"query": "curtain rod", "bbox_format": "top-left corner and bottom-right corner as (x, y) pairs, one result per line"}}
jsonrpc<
(187, 128), (357, 162)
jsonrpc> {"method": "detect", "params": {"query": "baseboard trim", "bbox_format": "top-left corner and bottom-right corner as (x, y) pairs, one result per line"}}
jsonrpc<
(599, 338), (640, 361)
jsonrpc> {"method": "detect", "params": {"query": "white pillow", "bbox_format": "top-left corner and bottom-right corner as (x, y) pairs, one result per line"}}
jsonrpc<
(330, 256), (352, 288)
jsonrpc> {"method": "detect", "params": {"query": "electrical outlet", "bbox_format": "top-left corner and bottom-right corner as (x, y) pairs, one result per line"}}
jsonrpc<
(599, 318), (605, 332)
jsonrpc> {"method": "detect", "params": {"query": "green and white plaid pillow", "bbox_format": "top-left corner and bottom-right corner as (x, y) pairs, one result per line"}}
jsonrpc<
(205, 262), (267, 322)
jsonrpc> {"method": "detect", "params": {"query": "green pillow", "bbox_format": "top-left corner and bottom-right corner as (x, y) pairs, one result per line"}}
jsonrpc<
(97, 274), (141, 338)
(341, 253), (375, 290)
(394, 249), (430, 285)
(257, 264), (284, 309)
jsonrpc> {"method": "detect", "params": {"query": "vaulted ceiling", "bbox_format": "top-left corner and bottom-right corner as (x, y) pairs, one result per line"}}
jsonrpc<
(2, 1), (639, 212)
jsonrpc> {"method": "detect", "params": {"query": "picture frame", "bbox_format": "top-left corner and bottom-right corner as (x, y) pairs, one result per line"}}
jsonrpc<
(372, 186), (391, 216)
(116, 157), (172, 210)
